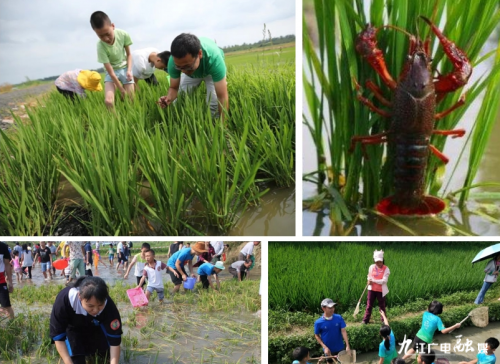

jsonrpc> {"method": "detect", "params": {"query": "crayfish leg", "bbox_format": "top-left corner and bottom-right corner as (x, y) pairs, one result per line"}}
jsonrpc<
(376, 195), (446, 215)
(356, 24), (397, 89)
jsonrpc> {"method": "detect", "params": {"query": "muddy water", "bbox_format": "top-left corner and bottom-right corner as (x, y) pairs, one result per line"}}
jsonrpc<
(303, 38), (500, 236)
(356, 321), (500, 364)
(17, 254), (261, 287)
(56, 178), (295, 236)
(12, 257), (261, 364)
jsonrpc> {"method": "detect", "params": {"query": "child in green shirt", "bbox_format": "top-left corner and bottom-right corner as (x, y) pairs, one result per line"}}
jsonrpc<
(108, 244), (116, 265)
(90, 11), (134, 109)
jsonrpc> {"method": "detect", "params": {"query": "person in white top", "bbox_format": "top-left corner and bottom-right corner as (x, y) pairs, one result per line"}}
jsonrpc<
(131, 48), (170, 90)
(238, 241), (260, 261)
(362, 250), (390, 324)
(137, 249), (167, 304)
(211, 241), (224, 263)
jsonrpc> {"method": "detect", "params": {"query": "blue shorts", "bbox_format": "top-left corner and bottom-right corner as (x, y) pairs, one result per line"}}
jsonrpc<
(146, 286), (165, 300)
(41, 262), (51, 272)
(104, 68), (134, 85)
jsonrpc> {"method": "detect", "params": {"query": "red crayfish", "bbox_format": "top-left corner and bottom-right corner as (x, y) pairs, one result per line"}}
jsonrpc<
(350, 16), (472, 216)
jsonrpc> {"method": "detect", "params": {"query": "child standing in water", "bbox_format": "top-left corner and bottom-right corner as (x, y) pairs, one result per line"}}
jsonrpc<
(11, 251), (22, 282)
(108, 244), (115, 265)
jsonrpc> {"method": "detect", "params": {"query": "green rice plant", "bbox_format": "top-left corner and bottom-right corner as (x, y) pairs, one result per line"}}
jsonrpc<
(269, 241), (492, 311)
(0, 106), (63, 235)
(0, 60), (294, 235)
(303, 0), (500, 223)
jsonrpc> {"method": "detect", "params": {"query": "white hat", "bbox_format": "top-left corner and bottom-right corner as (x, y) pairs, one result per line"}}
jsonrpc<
(321, 298), (336, 308)
(373, 250), (384, 262)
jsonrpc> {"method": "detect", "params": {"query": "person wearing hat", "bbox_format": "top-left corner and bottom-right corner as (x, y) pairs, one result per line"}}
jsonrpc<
(167, 242), (207, 294)
(196, 261), (224, 291)
(314, 298), (351, 363)
(54, 69), (103, 100)
(362, 250), (390, 325)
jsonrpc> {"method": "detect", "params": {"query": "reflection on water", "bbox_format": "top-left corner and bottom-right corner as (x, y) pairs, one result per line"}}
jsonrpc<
(56, 176), (295, 236)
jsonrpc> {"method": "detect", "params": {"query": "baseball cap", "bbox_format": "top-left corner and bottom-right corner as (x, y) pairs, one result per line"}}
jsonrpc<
(321, 298), (337, 308)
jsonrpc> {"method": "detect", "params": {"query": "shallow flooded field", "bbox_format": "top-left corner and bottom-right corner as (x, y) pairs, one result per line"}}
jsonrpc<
(1, 252), (261, 363)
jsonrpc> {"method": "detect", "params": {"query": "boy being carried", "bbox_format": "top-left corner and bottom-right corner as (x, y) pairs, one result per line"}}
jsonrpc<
(90, 11), (134, 109)
(137, 250), (167, 304)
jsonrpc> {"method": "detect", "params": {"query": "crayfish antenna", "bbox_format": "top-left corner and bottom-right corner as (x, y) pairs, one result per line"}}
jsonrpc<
(382, 24), (413, 38)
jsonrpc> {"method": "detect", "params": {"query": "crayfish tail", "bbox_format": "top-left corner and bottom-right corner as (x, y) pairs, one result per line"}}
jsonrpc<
(376, 195), (446, 216)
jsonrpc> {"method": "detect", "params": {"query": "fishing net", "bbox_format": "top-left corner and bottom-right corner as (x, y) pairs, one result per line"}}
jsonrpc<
(469, 306), (489, 327)
(338, 350), (356, 363)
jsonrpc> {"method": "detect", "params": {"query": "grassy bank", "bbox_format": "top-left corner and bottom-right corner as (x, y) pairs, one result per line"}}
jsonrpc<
(0, 60), (295, 236)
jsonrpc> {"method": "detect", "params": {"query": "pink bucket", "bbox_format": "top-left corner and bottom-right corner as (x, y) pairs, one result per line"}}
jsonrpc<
(126, 287), (149, 307)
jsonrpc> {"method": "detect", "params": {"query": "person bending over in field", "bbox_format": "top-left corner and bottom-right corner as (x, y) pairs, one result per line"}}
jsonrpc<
(132, 48), (170, 91)
(90, 11), (134, 109)
(228, 259), (252, 282)
(50, 276), (122, 364)
(55, 70), (102, 100)
(157, 33), (229, 122)
(197, 261), (224, 291)
(402, 301), (461, 360)
(167, 242), (207, 294)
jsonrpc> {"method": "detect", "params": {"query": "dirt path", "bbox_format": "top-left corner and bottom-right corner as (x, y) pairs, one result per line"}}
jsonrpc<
(0, 83), (54, 128)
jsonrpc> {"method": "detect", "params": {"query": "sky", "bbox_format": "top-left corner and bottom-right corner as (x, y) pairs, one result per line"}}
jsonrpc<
(0, 0), (295, 84)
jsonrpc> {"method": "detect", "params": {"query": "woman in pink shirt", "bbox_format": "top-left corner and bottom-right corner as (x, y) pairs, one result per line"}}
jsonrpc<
(362, 250), (390, 324)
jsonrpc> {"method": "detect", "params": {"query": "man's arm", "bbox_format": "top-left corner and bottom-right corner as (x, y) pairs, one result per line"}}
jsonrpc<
(176, 260), (187, 281)
(237, 270), (242, 282)
(214, 77), (229, 123)
(314, 334), (331, 356)
(124, 45), (133, 81)
(124, 256), (137, 278)
(104, 63), (126, 94)
(159, 77), (180, 107)
(341, 327), (350, 350)
(188, 259), (195, 278)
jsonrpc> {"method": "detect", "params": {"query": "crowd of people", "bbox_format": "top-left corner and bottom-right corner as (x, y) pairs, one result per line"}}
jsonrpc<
(1, 240), (260, 364)
(291, 250), (499, 364)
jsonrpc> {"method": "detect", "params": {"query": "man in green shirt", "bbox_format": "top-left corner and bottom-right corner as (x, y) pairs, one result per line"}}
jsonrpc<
(90, 11), (134, 109)
(158, 33), (229, 121)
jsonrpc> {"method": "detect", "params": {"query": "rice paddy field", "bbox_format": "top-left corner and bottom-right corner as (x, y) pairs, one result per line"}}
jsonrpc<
(0, 241), (261, 364)
(0, 55), (295, 236)
(268, 241), (500, 363)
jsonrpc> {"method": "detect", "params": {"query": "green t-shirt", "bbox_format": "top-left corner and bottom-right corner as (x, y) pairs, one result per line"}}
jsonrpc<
(97, 28), (133, 70)
(168, 37), (226, 82)
(109, 247), (115, 255)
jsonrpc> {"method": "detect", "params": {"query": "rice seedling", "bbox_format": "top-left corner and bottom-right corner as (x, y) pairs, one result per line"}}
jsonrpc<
(303, 0), (500, 227)
(269, 241), (492, 311)
(0, 59), (294, 236)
